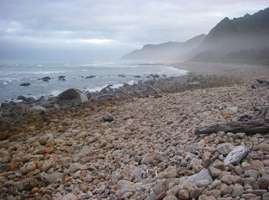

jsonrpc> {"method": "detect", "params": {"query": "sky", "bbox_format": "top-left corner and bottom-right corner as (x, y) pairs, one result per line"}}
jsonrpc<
(0, 0), (268, 63)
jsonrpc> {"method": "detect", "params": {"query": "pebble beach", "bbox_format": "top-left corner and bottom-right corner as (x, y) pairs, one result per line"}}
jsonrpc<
(1, 63), (269, 200)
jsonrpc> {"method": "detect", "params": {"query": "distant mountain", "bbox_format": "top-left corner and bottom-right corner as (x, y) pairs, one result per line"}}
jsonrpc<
(123, 34), (206, 62)
(192, 7), (269, 65)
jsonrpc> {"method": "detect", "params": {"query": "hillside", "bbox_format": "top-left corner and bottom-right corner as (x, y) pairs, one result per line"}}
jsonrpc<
(192, 7), (269, 65)
(123, 34), (205, 62)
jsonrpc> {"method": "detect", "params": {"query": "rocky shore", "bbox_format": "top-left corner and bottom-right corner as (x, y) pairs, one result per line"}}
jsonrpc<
(0, 74), (239, 136)
(0, 72), (269, 199)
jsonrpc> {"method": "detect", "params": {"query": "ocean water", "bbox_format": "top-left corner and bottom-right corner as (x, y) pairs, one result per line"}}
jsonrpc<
(0, 62), (188, 102)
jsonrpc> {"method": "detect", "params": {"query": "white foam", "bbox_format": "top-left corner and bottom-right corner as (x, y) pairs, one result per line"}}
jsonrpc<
(111, 83), (124, 89)
(127, 80), (137, 85)
(50, 90), (62, 96)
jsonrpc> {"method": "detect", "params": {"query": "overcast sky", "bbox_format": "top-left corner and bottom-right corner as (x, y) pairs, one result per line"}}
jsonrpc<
(0, 0), (268, 63)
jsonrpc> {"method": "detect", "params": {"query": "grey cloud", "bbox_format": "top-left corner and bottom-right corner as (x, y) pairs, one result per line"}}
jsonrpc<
(0, 0), (268, 62)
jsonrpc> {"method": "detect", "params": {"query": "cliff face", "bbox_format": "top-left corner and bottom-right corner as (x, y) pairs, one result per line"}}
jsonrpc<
(122, 34), (206, 62)
(192, 8), (269, 65)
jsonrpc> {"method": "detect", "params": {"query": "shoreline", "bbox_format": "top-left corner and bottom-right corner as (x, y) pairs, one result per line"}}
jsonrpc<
(0, 72), (241, 136)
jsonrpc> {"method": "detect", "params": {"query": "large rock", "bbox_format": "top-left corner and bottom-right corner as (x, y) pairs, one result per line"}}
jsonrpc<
(57, 89), (88, 106)
(224, 145), (249, 165)
(187, 169), (213, 187)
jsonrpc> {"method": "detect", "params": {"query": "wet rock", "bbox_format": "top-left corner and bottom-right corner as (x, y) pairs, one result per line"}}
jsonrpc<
(57, 88), (88, 106)
(20, 82), (31, 87)
(224, 145), (249, 165)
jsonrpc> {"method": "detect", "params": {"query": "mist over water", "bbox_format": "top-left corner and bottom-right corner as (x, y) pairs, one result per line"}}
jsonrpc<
(0, 62), (188, 102)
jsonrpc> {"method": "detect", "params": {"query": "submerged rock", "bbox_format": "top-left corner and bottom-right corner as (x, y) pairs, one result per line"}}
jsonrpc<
(39, 76), (51, 82)
(57, 88), (88, 106)
(58, 75), (66, 81)
(85, 75), (96, 79)
(20, 82), (31, 87)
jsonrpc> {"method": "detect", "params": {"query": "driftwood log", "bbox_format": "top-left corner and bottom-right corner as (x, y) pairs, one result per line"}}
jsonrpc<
(196, 101), (269, 135)
(195, 120), (269, 135)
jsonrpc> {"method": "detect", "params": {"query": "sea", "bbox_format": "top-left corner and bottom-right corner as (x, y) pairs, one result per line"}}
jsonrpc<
(0, 62), (188, 103)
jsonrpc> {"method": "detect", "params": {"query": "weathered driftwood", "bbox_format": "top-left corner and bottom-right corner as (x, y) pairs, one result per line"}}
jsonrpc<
(195, 120), (269, 135)
(256, 79), (269, 86)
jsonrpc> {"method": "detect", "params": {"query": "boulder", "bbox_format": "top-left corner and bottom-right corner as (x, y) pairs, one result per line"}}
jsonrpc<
(187, 169), (213, 187)
(224, 145), (249, 165)
(57, 89), (88, 106)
